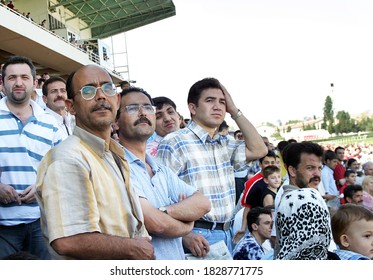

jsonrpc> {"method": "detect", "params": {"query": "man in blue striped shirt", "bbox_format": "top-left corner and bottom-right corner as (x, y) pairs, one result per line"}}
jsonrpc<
(0, 56), (63, 259)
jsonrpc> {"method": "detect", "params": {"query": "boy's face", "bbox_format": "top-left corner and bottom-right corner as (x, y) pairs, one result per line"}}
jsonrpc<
(326, 158), (339, 170)
(264, 172), (282, 189)
(343, 219), (373, 259)
(346, 173), (357, 185)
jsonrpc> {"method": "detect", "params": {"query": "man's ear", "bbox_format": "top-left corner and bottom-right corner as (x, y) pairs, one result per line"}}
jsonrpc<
(116, 93), (120, 107)
(252, 223), (259, 231)
(42, 95), (47, 105)
(65, 99), (75, 115)
(263, 178), (269, 184)
(188, 103), (196, 116)
(288, 165), (297, 178)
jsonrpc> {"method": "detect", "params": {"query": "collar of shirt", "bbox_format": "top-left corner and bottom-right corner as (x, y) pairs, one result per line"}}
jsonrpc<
(73, 126), (125, 160)
(45, 107), (64, 124)
(187, 120), (225, 144)
(124, 147), (162, 174)
(0, 97), (45, 117)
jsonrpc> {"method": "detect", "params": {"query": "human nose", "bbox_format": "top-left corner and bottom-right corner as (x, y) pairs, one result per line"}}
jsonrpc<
(94, 87), (107, 100)
(14, 77), (24, 86)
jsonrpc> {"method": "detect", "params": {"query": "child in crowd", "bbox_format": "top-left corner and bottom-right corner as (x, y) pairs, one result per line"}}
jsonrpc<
(339, 170), (357, 204)
(362, 175), (373, 212)
(331, 204), (373, 260)
(262, 165), (282, 207)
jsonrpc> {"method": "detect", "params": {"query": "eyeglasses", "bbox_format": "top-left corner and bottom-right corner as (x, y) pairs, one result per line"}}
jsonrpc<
(79, 83), (117, 100)
(122, 104), (156, 115)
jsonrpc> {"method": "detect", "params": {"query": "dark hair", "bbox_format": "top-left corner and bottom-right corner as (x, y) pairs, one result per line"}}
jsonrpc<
(334, 146), (345, 153)
(346, 158), (358, 169)
(343, 184), (363, 201)
(323, 150), (338, 162)
(344, 169), (356, 178)
(119, 81), (129, 86)
(331, 204), (373, 247)
(262, 165), (281, 179)
(37, 78), (45, 87)
(246, 207), (272, 233)
(42, 76), (66, 96)
(218, 120), (229, 132)
(282, 141), (324, 170)
(1, 56), (36, 82)
(66, 70), (77, 99)
(277, 140), (289, 153)
(259, 150), (277, 164)
(152, 96), (176, 111)
(187, 77), (222, 105)
(234, 130), (241, 138)
(120, 86), (153, 104)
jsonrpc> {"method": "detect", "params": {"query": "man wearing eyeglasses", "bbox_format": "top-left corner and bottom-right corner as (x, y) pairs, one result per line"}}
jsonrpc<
(115, 87), (210, 259)
(42, 76), (75, 139)
(35, 65), (154, 260)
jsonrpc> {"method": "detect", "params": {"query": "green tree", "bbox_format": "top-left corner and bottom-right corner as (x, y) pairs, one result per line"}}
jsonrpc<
(335, 110), (353, 134)
(322, 96), (334, 133)
(358, 115), (373, 132)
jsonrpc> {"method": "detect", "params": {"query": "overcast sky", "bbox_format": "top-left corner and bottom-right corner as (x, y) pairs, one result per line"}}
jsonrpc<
(113, 0), (373, 126)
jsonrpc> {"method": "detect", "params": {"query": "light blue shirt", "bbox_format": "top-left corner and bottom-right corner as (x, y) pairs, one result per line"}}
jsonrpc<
(124, 148), (197, 260)
(321, 165), (339, 196)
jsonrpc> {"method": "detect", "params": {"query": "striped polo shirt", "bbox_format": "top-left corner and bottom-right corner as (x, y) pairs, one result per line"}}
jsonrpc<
(0, 97), (62, 226)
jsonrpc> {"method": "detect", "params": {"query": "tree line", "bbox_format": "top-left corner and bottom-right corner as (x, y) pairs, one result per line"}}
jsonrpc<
(322, 95), (373, 134)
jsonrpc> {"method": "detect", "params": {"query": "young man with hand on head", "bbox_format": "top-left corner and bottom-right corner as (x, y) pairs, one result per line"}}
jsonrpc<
(156, 78), (267, 257)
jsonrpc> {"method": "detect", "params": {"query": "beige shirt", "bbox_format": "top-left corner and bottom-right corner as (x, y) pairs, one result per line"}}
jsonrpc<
(36, 126), (147, 259)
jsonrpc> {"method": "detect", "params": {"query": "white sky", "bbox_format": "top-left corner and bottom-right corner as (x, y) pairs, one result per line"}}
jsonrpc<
(115, 0), (373, 126)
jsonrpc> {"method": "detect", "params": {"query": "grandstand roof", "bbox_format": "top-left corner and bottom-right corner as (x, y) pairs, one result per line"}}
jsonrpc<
(50, 0), (176, 39)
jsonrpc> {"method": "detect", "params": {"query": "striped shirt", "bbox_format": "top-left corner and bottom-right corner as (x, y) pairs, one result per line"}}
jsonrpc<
(125, 149), (196, 260)
(156, 120), (247, 223)
(334, 249), (371, 260)
(0, 97), (62, 226)
(35, 127), (148, 259)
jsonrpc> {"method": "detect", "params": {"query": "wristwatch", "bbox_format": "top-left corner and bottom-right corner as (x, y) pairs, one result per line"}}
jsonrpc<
(158, 206), (168, 214)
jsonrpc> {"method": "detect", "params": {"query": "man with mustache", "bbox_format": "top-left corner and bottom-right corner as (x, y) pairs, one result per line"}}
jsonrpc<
(274, 141), (332, 260)
(116, 87), (211, 259)
(0, 56), (63, 259)
(35, 65), (154, 259)
(42, 76), (75, 139)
